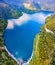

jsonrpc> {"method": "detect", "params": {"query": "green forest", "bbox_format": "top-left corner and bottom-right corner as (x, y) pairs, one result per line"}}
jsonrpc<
(29, 14), (55, 65)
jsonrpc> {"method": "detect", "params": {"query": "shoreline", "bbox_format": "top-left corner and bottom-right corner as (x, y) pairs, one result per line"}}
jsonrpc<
(27, 53), (33, 64)
(4, 46), (19, 64)
(3, 11), (54, 65)
(4, 46), (33, 65)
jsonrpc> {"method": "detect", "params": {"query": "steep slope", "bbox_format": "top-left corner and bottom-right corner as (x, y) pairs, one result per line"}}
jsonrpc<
(0, 1), (22, 19)
(0, 1), (22, 65)
(33, 0), (55, 12)
(0, 18), (18, 65)
(1, 0), (40, 14)
(29, 14), (55, 65)
(3, 0), (55, 12)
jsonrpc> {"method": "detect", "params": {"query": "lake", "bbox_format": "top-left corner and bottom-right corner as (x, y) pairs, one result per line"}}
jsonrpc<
(4, 11), (53, 63)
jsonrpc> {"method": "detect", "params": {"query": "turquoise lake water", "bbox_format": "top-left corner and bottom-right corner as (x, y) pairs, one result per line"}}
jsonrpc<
(4, 11), (53, 62)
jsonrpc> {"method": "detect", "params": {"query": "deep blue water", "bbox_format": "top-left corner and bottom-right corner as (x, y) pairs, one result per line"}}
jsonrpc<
(4, 11), (53, 62)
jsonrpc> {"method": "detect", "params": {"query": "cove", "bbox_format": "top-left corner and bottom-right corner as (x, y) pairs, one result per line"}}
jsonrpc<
(3, 11), (53, 63)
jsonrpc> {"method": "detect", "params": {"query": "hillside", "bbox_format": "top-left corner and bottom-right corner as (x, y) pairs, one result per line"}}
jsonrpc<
(3, 0), (55, 12)
(0, 1), (22, 19)
(0, 1), (23, 65)
(29, 14), (55, 65)
(33, 0), (55, 12)
(0, 18), (18, 65)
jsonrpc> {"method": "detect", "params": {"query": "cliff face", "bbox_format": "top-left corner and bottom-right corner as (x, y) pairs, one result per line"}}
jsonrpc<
(29, 14), (55, 65)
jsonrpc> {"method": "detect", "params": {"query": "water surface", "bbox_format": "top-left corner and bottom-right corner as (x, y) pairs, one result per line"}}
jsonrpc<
(4, 11), (52, 62)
